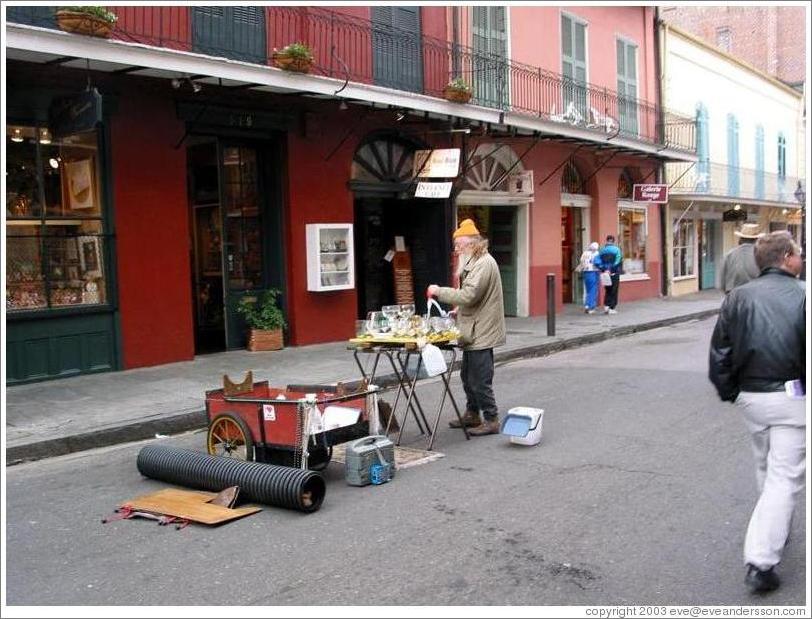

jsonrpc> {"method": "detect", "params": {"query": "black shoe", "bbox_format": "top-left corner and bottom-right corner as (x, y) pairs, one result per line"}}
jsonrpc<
(745, 564), (780, 593)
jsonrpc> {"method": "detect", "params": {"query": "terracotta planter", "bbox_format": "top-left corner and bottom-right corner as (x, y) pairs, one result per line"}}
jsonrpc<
(443, 86), (472, 103)
(56, 11), (114, 38)
(247, 328), (283, 352)
(272, 52), (313, 74)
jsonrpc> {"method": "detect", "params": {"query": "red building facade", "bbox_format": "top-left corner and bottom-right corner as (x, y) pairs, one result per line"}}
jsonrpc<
(5, 6), (694, 382)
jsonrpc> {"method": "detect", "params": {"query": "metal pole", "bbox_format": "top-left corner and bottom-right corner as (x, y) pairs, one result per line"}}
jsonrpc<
(546, 273), (556, 336)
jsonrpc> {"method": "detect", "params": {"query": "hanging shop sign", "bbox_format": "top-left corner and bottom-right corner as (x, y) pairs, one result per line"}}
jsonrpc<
(722, 208), (748, 222)
(413, 149), (461, 178)
(49, 88), (103, 137)
(633, 184), (668, 203)
(508, 170), (534, 197)
(415, 182), (453, 199)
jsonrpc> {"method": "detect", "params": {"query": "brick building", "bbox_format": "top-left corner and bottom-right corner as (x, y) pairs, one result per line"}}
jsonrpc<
(660, 5), (807, 88)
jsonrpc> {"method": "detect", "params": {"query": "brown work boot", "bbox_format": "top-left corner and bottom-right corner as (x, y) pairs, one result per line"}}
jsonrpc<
(468, 417), (500, 436)
(449, 410), (482, 429)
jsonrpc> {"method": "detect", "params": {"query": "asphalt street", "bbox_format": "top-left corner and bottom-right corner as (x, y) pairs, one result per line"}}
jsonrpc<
(4, 317), (807, 607)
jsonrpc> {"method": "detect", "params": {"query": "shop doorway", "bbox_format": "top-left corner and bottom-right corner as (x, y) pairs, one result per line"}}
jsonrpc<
(354, 196), (449, 318)
(699, 219), (721, 290)
(456, 204), (518, 316)
(187, 139), (284, 353)
(561, 206), (585, 304)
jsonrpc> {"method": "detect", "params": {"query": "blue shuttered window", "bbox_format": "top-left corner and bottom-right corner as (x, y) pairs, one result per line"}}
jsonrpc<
(372, 6), (423, 93)
(777, 133), (787, 199)
(472, 6), (508, 108)
(616, 39), (639, 136)
(695, 103), (710, 192)
(755, 125), (765, 200)
(561, 14), (588, 121)
(726, 114), (739, 197)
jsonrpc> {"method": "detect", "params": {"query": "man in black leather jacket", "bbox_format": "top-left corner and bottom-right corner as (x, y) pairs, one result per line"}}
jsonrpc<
(709, 231), (806, 594)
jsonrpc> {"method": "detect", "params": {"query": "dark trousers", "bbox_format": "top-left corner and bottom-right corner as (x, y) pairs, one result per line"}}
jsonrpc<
(604, 274), (620, 309)
(461, 348), (498, 420)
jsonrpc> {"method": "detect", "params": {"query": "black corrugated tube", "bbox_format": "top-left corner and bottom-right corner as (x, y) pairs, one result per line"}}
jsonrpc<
(136, 445), (326, 513)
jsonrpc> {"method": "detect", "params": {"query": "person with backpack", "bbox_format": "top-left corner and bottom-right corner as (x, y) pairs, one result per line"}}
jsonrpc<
(594, 235), (623, 314)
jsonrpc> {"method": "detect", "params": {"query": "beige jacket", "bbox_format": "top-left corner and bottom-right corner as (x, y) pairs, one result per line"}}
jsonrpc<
(436, 252), (506, 351)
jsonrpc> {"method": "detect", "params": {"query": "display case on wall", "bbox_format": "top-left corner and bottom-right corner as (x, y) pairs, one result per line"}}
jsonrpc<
(306, 223), (355, 291)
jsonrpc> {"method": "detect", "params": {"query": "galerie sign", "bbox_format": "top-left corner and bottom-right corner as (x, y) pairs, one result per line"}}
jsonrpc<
(633, 184), (668, 203)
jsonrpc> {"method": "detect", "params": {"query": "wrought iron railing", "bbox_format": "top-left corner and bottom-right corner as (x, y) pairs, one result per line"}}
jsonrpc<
(8, 5), (695, 152)
(666, 161), (803, 205)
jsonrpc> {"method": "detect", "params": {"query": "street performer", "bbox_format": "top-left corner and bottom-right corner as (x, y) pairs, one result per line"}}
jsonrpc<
(427, 219), (506, 436)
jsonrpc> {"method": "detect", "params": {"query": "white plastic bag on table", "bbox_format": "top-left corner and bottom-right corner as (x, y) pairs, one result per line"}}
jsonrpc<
(420, 343), (448, 377)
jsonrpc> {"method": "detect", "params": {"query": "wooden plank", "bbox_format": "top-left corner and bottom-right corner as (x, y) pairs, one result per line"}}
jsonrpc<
(120, 488), (261, 525)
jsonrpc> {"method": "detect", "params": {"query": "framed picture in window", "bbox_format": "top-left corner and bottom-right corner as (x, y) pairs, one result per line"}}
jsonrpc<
(79, 236), (102, 278)
(62, 158), (96, 211)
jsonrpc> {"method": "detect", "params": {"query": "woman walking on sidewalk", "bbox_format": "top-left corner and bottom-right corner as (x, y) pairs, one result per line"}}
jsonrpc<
(576, 242), (601, 314)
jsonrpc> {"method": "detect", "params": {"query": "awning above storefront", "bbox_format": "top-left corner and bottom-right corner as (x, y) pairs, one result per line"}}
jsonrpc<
(7, 22), (696, 163)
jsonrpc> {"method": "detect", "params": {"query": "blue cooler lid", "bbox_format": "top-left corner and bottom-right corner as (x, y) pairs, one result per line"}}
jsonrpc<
(500, 414), (532, 438)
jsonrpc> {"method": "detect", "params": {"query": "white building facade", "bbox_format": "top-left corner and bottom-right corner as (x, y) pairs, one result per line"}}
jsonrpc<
(660, 25), (805, 296)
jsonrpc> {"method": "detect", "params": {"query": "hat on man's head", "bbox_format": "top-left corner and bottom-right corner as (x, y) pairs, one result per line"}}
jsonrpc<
(734, 223), (762, 239)
(453, 218), (480, 239)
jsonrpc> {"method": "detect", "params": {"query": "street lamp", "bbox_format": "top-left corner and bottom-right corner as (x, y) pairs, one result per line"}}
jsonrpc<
(794, 180), (806, 280)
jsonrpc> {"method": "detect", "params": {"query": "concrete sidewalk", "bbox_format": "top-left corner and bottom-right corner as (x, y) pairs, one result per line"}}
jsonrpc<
(4, 290), (723, 464)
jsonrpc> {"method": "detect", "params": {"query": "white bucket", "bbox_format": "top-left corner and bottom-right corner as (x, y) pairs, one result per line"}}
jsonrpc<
(500, 407), (544, 446)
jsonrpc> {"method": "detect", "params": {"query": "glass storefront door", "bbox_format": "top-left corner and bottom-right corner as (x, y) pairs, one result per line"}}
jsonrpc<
(220, 144), (264, 349)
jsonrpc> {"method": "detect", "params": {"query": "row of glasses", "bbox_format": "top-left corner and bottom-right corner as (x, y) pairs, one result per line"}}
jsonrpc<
(359, 304), (419, 337)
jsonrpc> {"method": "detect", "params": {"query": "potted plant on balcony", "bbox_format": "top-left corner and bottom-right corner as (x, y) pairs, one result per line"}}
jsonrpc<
(272, 42), (315, 74)
(443, 77), (473, 103)
(56, 6), (117, 38)
(236, 289), (287, 352)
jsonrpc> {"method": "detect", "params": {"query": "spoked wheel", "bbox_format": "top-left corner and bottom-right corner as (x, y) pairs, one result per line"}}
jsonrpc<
(207, 413), (254, 461)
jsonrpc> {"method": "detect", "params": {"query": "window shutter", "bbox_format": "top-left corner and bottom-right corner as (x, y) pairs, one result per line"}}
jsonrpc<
(755, 125), (765, 199)
(561, 14), (573, 79)
(727, 114), (740, 197)
(695, 103), (710, 191)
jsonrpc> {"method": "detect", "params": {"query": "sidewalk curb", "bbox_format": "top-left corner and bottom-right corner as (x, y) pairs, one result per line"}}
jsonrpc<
(6, 307), (719, 466)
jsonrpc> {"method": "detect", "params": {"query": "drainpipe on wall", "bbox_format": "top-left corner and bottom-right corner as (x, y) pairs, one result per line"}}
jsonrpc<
(654, 7), (669, 297)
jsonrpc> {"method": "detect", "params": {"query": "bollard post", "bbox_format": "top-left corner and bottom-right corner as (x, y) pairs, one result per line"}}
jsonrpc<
(546, 273), (556, 336)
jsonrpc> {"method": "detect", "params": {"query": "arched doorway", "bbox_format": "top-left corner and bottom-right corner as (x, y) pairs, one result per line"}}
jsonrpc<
(350, 132), (451, 317)
(560, 160), (591, 304)
(456, 143), (531, 317)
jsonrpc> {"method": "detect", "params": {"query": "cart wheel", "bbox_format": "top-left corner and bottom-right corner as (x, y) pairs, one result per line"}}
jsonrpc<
(207, 413), (254, 461)
(308, 445), (333, 471)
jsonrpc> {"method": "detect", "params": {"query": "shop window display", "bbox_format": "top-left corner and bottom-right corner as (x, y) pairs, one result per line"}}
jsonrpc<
(618, 206), (647, 274)
(673, 219), (695, 278)
(6, 125), (107, 312)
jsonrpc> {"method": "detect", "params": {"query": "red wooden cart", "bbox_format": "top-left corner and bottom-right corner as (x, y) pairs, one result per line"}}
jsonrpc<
(205, 374), (378, 471)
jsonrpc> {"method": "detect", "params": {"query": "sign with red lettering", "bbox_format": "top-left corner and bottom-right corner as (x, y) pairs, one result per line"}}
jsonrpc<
(633, 184), (668, 203)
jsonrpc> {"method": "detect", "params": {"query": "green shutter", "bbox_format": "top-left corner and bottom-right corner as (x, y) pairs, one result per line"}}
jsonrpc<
(616, 39), (638, 136)
(372, 6), (423, 92)
(472, 7), (507, 108)
(192, 7), (266, 64)
(561, 15), (587, 119)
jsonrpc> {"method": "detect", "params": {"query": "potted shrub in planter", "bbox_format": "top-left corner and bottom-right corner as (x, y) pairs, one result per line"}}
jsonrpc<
(443, 77), (473, 103)
(56, 6), (117, 38)
(236, 289), (287, 352)
(272, 42), (315, 74)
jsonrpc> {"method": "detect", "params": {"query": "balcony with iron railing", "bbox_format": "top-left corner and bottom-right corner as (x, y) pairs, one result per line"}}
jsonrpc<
(666, 161), (804, 206)
(7, 5), (696, 153)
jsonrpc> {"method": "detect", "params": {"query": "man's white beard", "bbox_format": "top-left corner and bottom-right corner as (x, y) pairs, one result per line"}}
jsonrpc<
(455, 251), (472, 278)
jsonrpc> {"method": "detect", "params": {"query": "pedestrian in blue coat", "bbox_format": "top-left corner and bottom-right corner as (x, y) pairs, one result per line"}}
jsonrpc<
(594, 235), (623, 314)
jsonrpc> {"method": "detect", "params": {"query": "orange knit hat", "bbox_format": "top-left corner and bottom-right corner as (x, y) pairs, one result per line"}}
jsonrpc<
(453, 218), (480, 239)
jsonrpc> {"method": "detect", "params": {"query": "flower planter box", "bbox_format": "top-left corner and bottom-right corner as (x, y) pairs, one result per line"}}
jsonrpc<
(56, 10), (114, 38)
(247, 328), (284, 352)
(443, 86), (472, 103)
(272, 53), (313, 74)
